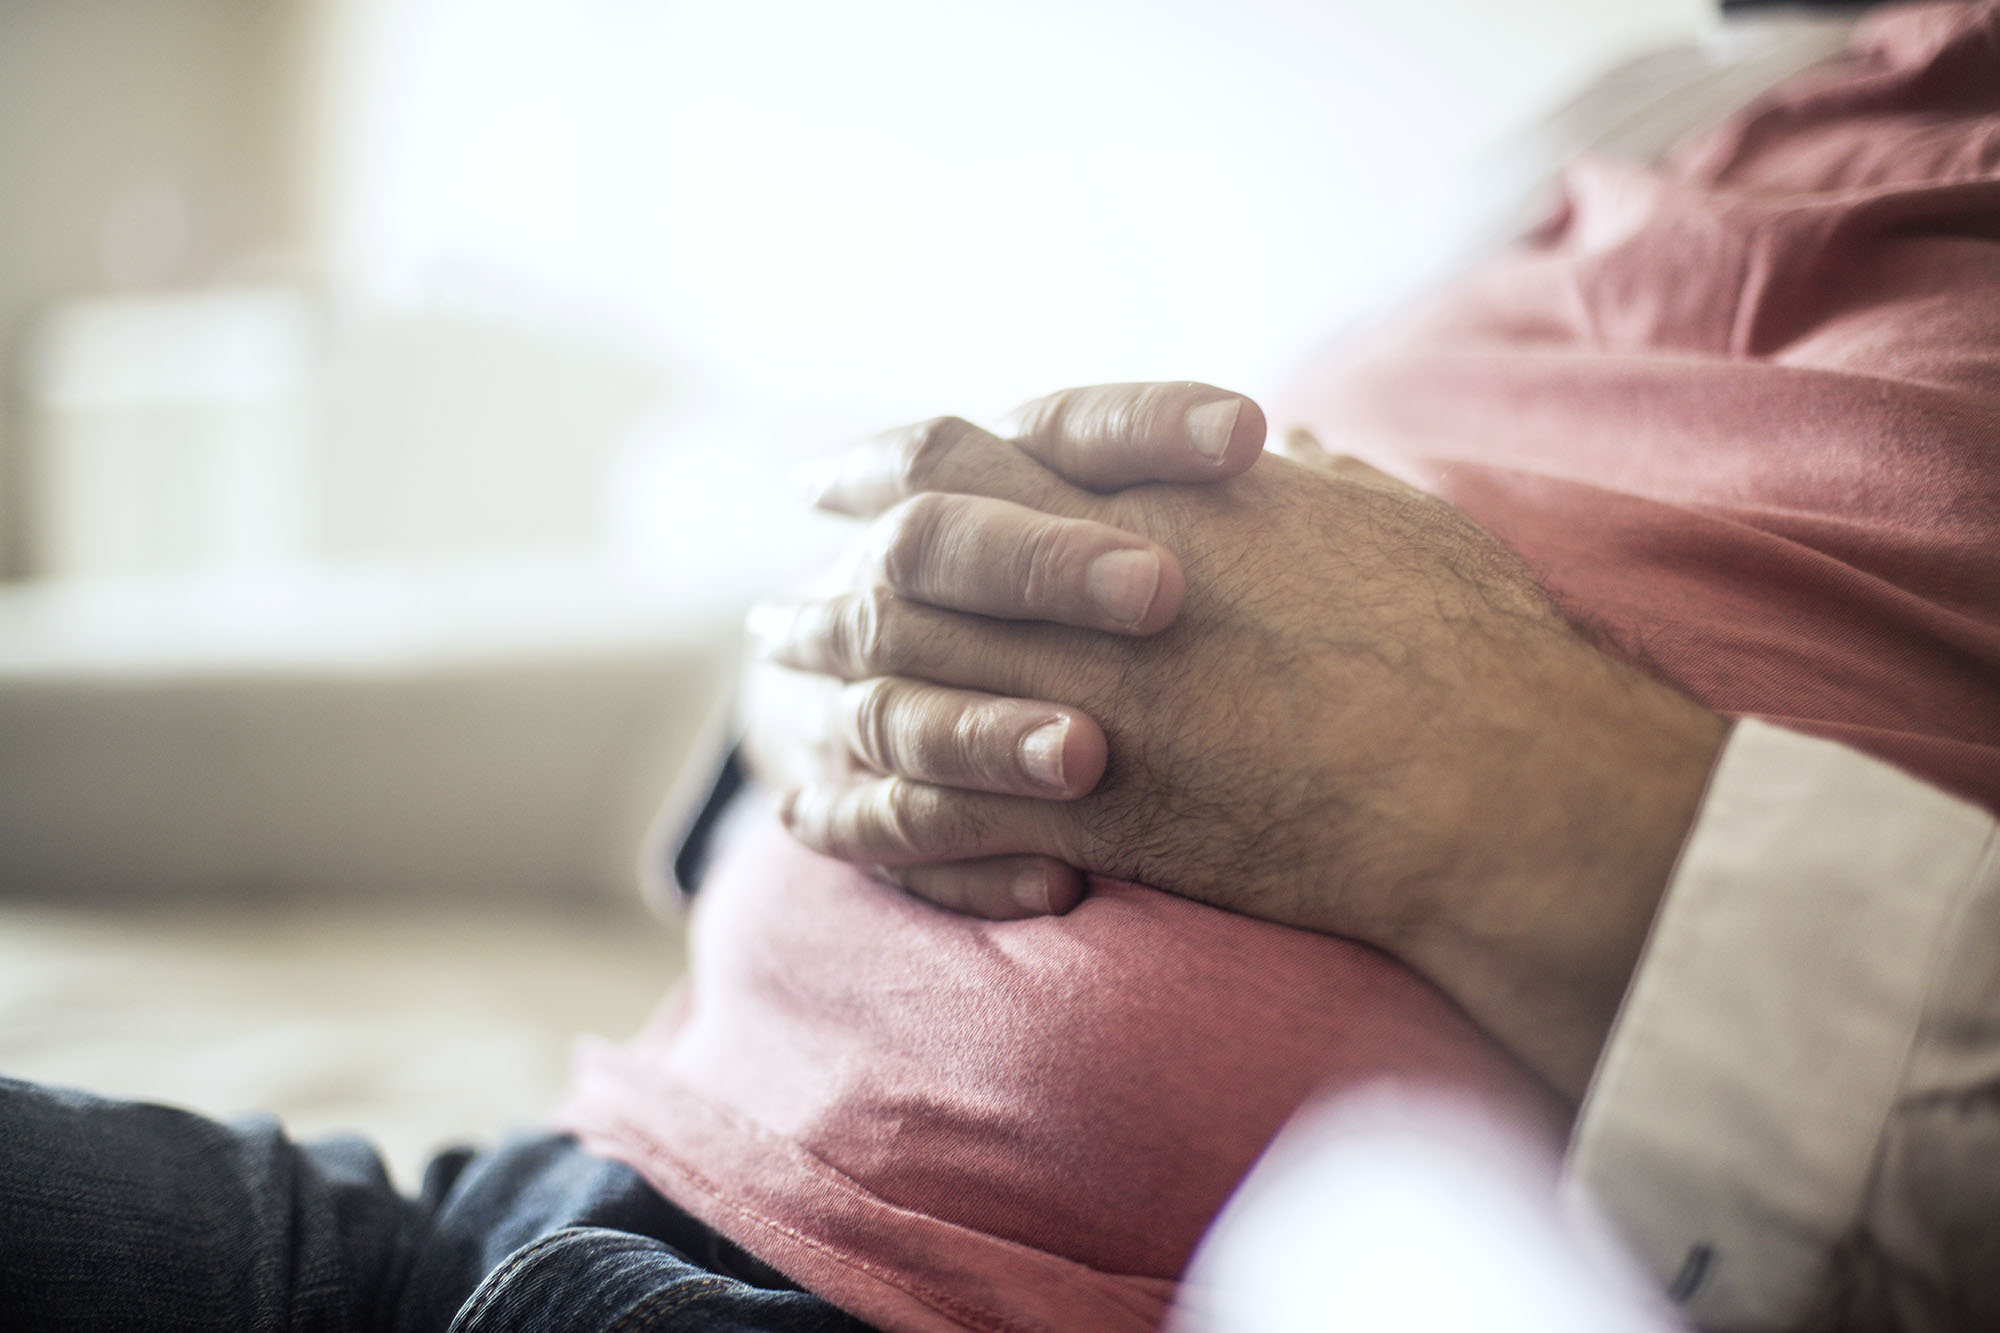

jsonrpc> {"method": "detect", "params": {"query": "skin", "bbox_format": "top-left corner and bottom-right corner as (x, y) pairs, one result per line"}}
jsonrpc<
(744, 383), (1727, 1101)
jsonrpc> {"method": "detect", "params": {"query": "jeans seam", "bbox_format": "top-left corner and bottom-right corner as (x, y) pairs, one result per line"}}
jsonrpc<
(453, 1227), (586, 1329)
(605, 1274), (737, 1333)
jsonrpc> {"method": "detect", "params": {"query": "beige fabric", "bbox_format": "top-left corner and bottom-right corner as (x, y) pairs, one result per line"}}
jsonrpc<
(0, 567), (735, 905)
(1566, 720), (2000, 1331)
(0, 898), (682, 1185)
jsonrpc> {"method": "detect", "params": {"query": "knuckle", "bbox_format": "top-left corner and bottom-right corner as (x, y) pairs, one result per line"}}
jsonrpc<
(1102, 386), (1145, 443)
(1016, 517), (1083, 611)
(897, 415), (978, 493)
(826, 598), (866, 674)
(847, 678), (901, 770)
(866, 779), (930, 859)
(877, 493), (952, 592)
(950, 703), (1015, 788)
(861, 587), (902, 666)
(834, 588), (898, 675)
(781, 787), (824, 846)
(1131, 382), (1186, 436)
(1012, 391), (1067, 443)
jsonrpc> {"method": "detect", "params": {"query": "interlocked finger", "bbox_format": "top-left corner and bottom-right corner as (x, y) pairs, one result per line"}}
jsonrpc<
(780, 776), (1080, 869)
(801, 384), (1267, 522)
(748, 589), (1103, 702)
(835, 677), (1106, 799)
(804, 414), (1092, 520)
(871, 856), (1086, 920)
(866, 493), (1183, 634)
(1009, 382), (1264, 490)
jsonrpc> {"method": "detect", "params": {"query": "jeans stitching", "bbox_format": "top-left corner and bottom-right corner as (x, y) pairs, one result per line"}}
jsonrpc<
(605, 1274), (738, 1333)
(454, 1227), (594, 1329)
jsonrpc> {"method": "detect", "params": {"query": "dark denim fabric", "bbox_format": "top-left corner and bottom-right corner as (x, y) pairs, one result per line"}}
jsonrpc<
(0, 1076), (871, 1332)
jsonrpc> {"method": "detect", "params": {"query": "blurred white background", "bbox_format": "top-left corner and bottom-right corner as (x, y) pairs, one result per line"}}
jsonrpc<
(0, 0), (1707, 1171)
(3, 0), (1710, 587)
(0, 0), (1710, 906)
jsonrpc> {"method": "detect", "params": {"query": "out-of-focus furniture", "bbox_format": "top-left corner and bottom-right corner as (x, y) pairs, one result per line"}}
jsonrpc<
(0, 562), (729, 1179)
(0, 562), (733, 903)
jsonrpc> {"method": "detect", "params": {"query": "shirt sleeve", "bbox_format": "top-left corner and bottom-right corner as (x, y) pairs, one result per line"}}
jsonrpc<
(1563, 718), (2000, 1332)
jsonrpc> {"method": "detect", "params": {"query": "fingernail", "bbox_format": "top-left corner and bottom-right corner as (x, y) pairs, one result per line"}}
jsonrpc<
(1012, 868), (1054, 914)
(745, 603), (790, 653)
(1086, 549), (1160, 628)
(788, 458), (840, 506)
(1185, 399), (1241, 463)
(1018, 718), (1069, 791)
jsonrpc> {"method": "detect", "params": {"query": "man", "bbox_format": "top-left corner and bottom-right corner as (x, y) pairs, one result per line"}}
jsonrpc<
(4, 3), (1996, 1331)
(739, 2), (2000, 1327)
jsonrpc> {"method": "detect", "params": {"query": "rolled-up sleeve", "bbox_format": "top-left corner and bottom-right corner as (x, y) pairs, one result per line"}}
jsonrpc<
(1564, 718), (2000, 1332)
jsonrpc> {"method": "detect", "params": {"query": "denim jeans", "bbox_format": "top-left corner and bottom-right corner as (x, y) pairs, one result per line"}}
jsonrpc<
(0, 1076), (872, 1331)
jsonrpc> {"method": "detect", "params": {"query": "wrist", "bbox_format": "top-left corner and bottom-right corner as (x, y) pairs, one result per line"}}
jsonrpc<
(1405, 656), (1729, 1100)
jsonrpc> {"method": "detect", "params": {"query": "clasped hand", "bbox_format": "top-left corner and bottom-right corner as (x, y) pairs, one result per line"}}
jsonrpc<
(745, 382), (1724, 1097)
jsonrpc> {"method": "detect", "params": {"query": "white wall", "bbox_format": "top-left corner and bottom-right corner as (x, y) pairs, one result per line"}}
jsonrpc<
(2, 0), (1713, 585)
(296, 0), (1713, 595)
(320, 0), (1712, 419)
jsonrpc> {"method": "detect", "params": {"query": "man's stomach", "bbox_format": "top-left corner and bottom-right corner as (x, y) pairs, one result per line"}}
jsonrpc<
(557, 815), (1566, 1331)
